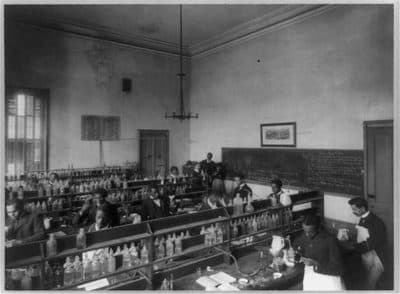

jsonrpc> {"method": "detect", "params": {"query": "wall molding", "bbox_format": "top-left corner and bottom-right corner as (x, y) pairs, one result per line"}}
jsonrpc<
(6, 5), (337, 59)
(191, 4), (336, 59)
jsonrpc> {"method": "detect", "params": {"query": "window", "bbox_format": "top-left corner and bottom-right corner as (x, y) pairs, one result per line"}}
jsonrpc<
(6, 88), (48, 176)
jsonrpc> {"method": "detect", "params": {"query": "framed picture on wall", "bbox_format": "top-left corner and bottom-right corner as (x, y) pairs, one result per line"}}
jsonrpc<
(260, 122), (296, 147)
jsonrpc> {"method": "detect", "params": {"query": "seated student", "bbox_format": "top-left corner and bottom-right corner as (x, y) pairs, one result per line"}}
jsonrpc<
(88, 208), (111, 232)
(168, 166), (180, 182)
(199, 193), (223, 211)
(5, 198), (45, 246)
(293, 214), (345, 291)
(190, 163), (204, 191)
(267, 179), (292, 206)
(233, 174), (253, 202)
(142, 185), (170, 220)
(73, 188), (120, 228)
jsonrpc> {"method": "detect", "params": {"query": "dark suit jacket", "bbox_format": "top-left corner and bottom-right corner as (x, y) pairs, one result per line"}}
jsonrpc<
(141, 197), (170, 220)
(233, 184), (253, 202)
(73, 200), (120, 228)
(6, 211), (45, 243)
(355, 212), (387, 266)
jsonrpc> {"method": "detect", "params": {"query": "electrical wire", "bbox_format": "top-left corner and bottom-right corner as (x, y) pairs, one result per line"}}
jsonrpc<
(213, 247), (262, 278)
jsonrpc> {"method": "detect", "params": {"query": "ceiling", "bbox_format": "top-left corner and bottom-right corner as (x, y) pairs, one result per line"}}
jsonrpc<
(5, 4), (328, 56)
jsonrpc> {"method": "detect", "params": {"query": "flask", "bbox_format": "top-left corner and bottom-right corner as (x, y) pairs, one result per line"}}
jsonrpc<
(46, 233), (57, 257)
(216, 224), (224, 243)
(232, 221), (238, 238)
(83, 254), (92, 281)
(184, 230), (191, 239)
(41, 201), (47, 212)
(157, 240), (165, 259)
(76, 228), (86, 249)
(252, 217), (258, 233)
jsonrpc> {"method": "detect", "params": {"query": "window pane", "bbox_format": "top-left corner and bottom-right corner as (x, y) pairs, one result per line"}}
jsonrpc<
(17, 116), (25, 139)
(26, 95), (34, 116)
(34, 98), (41, 117)
(34, 117), (41, 139)
(34, 140), (41, 162)
(8, 116), (16, 139)
(8, 96), (16, 115)
(7, 163), (15, 177)
(17, 94), (25, 116)
(26, 116), (34, 139)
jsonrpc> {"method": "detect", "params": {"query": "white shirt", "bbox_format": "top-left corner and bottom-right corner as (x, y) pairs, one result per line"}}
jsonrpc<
(360, 211), (370, 219)
(207, 199), (218, 209)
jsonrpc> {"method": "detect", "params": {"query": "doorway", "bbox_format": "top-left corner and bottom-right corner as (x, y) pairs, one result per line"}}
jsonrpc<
(139, 130), (169, 178)
(364, 120), (393, 289)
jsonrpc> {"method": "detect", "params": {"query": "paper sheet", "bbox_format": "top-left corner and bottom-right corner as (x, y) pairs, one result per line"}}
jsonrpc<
(196, 276), (221, 289)
(210, 272), (237, 284)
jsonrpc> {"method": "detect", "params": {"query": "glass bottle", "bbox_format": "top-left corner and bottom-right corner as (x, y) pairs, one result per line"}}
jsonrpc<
(122, 244), (131, 269)
(232, 221), (239, 238)
(83, 254), (92, 281)
(44, 261), (54, 290)
(175, 234), (182, 254)
(141, 244), (149, 264)
(107, 249), (116, 273)
(166, 235), (174, 257)
(130, 243), (139, 265)
(91, 257), (100, 278)
(21, 269), (32, 290)
(76, 228), (86, 249)
(73, 256), (83, 283)
(46, 233), (57, 257)
(63, 257), (74, 286)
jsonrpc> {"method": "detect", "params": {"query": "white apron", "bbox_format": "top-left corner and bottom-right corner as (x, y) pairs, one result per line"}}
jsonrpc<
(303, 265), (346, 291)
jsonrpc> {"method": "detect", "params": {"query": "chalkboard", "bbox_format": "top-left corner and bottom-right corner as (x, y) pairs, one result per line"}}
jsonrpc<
(222, 147), (364, 196)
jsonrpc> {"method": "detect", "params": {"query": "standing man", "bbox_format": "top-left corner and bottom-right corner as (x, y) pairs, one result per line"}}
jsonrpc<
(5, 198), (45, 246)
(293, 214), (345, 291)
(348, 197), (387, 290)
(267, 179), (292, 206)
(200, 152), (217, 188)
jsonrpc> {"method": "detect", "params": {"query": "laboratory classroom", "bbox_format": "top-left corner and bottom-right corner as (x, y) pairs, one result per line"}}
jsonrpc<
(1, 1), (400, 292)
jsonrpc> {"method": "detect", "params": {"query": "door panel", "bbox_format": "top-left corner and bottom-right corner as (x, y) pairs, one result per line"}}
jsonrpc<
(365, 122), (393, 289)
(139, 130), (169, 178)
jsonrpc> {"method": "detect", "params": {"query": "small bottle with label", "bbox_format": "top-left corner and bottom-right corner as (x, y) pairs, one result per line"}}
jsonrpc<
(63, 257), (74, 286)
(141, 244), (149, 264)
(76, 228), (86, 249)
(73, 255), (83, 283)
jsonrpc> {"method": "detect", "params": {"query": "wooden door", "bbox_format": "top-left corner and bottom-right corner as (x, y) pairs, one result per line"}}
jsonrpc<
(364, 120), (393, 289)
(139, 130), (169, 178)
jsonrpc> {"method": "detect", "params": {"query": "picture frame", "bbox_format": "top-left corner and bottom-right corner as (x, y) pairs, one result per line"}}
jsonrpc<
(260, 122), (296, 147)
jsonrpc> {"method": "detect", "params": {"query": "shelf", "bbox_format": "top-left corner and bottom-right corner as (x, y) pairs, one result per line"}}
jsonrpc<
(153, 217), (230, 237)
(230, 224), (289, 242)
(44, 232), (151, 261)
(153, 240), (229, 263)
(56, 262), (149, 290)
(6, 255), (43, 268)
(292, 196), (323, 205)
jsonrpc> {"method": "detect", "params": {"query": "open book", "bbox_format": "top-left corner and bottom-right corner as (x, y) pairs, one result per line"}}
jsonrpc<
(196, 272), (239, 291)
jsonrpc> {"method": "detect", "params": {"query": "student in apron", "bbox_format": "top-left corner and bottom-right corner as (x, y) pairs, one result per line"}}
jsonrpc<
(293, 214), (346, 291)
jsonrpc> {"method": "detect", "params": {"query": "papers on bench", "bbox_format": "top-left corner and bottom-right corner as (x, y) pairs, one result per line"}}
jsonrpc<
(196, 272), (239, 291)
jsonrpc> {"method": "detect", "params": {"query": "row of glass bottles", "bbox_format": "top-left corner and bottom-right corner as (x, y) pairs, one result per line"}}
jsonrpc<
(230, 208), (293, 239)
(6, 265), (42, 290)
(26, 198), (67, 213)
(154, 231), (190, 260)
(200, 223), (225, 246)
(44, 242), (149, 289)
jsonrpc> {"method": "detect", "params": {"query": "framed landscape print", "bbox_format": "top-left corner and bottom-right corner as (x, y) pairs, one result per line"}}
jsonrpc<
(260, 122), (296, 147)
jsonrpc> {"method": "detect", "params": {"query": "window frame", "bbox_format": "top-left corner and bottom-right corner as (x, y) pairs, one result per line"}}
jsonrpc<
(5, 87), (49, 175)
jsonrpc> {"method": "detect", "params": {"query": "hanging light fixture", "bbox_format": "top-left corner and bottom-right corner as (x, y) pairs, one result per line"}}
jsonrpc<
(165, 4), (199, 121)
